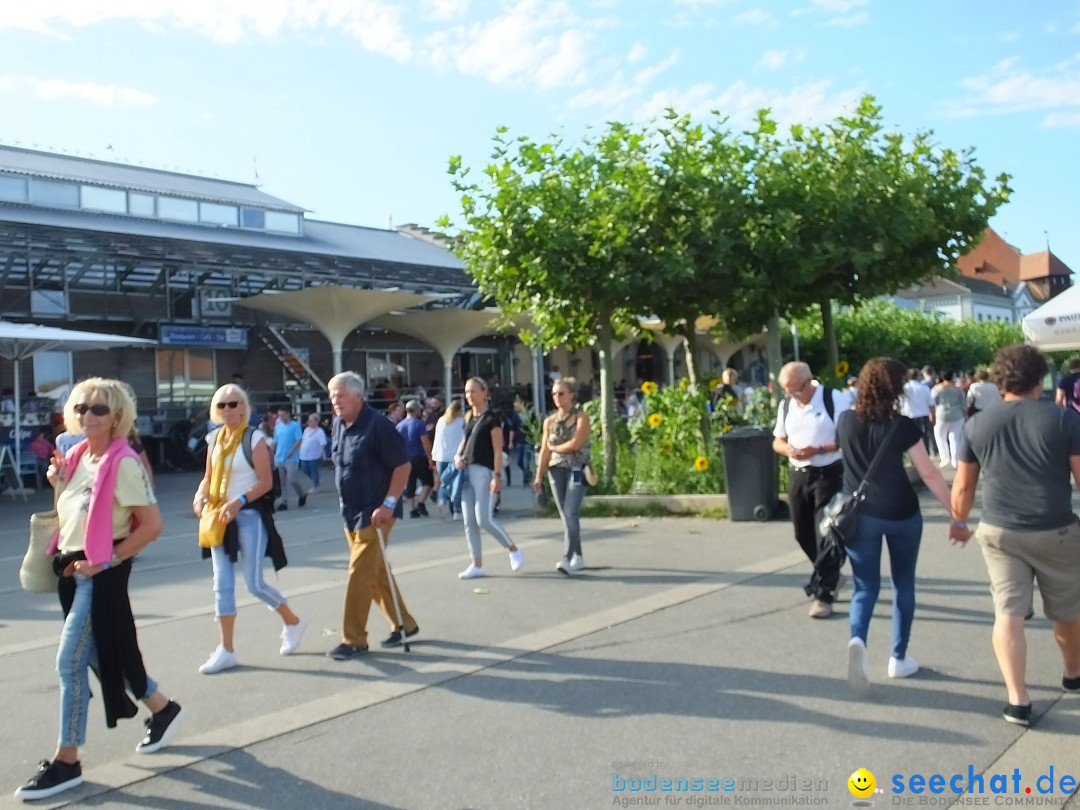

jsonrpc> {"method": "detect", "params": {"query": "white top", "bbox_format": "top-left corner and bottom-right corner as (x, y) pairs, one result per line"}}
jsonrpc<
(900, 379), (933, 418)
(967, 380), (1001, 412)
(772, 382), (848, 469)
(432, 416), (465, 462)
(207, 429), (267, 499)
(299, 425), (328, 461)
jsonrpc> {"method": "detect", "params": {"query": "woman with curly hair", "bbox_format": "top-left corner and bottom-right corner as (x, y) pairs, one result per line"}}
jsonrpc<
(836, 357), (954, 693)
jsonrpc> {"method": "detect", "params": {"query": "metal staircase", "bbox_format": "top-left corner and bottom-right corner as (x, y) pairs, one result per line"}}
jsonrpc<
(259, 325), (327, 392)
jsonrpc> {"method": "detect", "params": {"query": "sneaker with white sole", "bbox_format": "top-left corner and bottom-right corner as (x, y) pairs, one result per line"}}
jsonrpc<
(509, 548), (524, 571)
(555, 558), (572, 575)
(14, 759), (83, 801)
(279, 619), (307, 656)
(136, 700), (184, 754)
(848, 637), (870, 693)
(458, 564), (486, 579)
(198, 645), (237, 674)
(888, 655), (919, 679)
(569, 554), (585, 571)
(808, 599), (833, 619)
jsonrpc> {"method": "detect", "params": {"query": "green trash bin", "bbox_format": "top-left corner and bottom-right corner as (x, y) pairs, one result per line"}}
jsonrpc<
(718, 426), (778, 521)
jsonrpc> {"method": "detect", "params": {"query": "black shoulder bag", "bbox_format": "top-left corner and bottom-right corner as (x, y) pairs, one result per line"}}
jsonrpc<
(818, 419), (903, 549)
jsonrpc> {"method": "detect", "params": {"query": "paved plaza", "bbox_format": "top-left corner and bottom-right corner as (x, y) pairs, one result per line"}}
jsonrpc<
(1, 471), (1078, 809)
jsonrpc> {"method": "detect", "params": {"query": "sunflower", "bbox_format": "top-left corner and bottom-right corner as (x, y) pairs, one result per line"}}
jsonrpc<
(641, 381), (659, 395)
(694, 456), (709, 472)
(708, 378), (722, 390)
(659, 441), (673, 455)
(647, 412), (663, 427)
(678, 377), (690, 389)
(721, 424), (733, 433)
(835, 360), (850, 377)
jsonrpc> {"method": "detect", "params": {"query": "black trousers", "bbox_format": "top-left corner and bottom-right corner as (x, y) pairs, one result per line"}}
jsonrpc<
(912, 416), (934, 454)
(788, 461), (843, 601)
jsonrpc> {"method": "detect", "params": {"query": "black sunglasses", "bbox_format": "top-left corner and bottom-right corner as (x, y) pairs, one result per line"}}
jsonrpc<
(216, 401), (241, 410)
(74, 403), (111, 416)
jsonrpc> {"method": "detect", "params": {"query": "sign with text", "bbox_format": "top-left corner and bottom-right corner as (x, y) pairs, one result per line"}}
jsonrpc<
(159, 325), (247, 349)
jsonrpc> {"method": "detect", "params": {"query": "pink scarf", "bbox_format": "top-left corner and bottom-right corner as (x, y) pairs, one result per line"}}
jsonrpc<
(47, 436), (139, 565)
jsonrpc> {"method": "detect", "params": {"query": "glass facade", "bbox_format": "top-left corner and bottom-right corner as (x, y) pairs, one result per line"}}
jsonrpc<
(80, 185), (127, 213)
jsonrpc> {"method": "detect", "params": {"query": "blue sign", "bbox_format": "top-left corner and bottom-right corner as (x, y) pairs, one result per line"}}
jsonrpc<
(160, 325), (248, 348)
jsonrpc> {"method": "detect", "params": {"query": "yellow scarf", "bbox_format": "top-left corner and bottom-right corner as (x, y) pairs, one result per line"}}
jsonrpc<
(208, 427), (244, 508)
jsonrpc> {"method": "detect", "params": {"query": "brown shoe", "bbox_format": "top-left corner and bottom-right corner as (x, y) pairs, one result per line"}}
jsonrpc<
(808, 599), (833, 619)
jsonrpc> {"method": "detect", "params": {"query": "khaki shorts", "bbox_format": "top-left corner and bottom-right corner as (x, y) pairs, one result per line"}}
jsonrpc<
(976, 519), (1080, 621)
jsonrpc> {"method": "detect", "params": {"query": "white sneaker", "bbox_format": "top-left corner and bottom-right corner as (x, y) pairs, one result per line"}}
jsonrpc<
(458, 564), (486, 579)
(280, 618), (307, 656)
(569, 554), (585, 571)
(199, 645), (237, 674)
(888, 655), (919, 679)
(509, 548), (524, 571)
(847, 637), (870, 693)
(555, 558), (572, 575)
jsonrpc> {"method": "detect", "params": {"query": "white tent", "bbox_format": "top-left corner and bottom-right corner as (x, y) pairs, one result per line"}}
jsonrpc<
(0, 321), (156, 485)
(1021, 286), (1080, 352)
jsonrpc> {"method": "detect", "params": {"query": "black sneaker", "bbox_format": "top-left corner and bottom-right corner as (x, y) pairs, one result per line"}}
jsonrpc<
(136, 700), (184, 754)
(328, 643), (368, 660)
(277, 503), (288, 511)
(1002, 703), (1032, 726)
(409, 509), (421, 519)
(380, 626), (420, 648)
(1063, 675), (1080, 692)
(14, 759), (83, 800)
(416, 502), (429, 517)
(299, 495), (307, 507)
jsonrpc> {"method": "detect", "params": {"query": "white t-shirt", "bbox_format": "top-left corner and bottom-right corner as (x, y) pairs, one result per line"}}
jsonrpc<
(57, 455), (155, 553)
(207, 429), (267, 500)
(900, 379), (933, 418)
(772, 382), (848, 469)
(299, 425), (328, 461)
(432, 416), (465, 462)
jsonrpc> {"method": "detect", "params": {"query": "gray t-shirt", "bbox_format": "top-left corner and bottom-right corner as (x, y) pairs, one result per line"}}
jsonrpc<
(960, 400), (1080, 531)
(932, 385), (967, 422)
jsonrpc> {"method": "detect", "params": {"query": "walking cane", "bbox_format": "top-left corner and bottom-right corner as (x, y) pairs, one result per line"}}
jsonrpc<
(375, 524), (411, 653)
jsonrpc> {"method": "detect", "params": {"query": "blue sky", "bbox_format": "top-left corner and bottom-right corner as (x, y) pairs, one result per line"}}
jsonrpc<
(2, 0), (1079, 269)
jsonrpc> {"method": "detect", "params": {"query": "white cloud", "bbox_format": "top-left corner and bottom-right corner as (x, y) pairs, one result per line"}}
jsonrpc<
(0, 75), (157, 107)
(627, 42), (648, 64)
(734, 8), (777, 26)
(422, 0), (469, 21)
(811, 0), (867, 11)
(1001, 31), (1021, 42)
(758, 49), (789, 70)
(948, 57), (1080, 128)
(567, 50), (680, 113)
(823, 12), (869, 28)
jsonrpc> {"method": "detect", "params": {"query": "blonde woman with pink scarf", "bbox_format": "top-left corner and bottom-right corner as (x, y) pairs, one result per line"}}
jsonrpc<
(15, 378), (183, 802)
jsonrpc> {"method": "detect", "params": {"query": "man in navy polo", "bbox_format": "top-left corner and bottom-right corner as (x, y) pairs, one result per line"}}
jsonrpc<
(327, 371), (419, 659)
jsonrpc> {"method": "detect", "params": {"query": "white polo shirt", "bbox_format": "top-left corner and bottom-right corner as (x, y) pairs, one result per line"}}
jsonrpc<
(772, 382), (847, 469)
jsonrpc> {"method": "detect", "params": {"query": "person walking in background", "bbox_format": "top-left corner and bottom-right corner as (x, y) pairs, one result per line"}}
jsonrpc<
(836, 358), (955, 693)
(192, 384), (304, 675)
(15, 378), (182, 801)
(901, 368), (935, 454)
(432, 399), (465, 520)
(1055, 358), (1080, 412)
(396, 400), (434, 518)
(966, 368), (1001, 416)
(534, 377), (592, 575)
(951, 344), (1080, 726)
(772, 361), (850, 619)
(455, 377), (524, 580)
(273, 405), (307, 510)
(299, 413), (327, 492)
(327, 372), (419, 659)
(931, 370), (966, 469)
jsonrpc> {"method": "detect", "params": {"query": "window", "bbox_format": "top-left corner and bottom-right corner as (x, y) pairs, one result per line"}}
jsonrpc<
(128, 193), (155, 217)
(80, 185), (127, 213)
(156, 348), (215, 406)
(265, 211), (301, 234)
(200, 202), (238, 226)
(0, 174), (28, 201)
(158, 196), (199, 222)
(30, 178), (79, 207)
(240, 207), (265, 229)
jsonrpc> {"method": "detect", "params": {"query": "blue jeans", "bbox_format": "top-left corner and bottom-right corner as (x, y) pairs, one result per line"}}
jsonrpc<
(845, 512), (923, 660)
(549, 466), (585, 560)
(299, 458), (321, 489)
(57, 574), (158, 747)
(210, 509), (287, 616)
(515, 443), (534, 480)
(461, 465), (514, 560)
(436, 460), (461, 514)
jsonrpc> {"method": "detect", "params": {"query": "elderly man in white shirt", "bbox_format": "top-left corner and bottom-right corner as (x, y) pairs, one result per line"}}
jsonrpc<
(773, 362), (851, 619)
(901, 368), (935, 455)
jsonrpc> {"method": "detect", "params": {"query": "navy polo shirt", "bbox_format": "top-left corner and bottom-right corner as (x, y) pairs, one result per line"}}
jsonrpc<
(332, 404), (408, 531)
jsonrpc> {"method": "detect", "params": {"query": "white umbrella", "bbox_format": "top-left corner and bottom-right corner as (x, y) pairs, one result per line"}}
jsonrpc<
(0, 321), (156, 483)
(1021, 286), (1080, 352)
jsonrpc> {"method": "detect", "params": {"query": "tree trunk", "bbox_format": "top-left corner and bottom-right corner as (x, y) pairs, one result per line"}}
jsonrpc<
(766, 312), (783, 403)
(821, 297), (838, 379)
(596, 317), (618, 485)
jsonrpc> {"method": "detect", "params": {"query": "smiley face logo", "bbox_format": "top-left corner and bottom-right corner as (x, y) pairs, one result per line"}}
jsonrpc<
(848, 768), (876, 798)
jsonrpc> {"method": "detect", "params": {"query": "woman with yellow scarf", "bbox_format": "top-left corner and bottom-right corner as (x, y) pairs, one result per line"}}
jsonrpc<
(192, 384), (305, 674)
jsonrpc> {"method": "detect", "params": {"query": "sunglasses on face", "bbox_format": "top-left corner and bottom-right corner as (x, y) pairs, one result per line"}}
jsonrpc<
(216, 401), (241, 410)
(74, 403), (111, 417)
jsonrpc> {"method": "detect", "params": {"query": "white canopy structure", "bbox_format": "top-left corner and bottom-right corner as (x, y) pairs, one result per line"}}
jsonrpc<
(0, 321), (156, 486)
(1021, 286), (1080, 352)
(233, 287), (444, 375)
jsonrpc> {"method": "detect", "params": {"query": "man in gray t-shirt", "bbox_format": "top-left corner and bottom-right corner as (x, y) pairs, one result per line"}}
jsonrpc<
(951, 344), (1080, 728)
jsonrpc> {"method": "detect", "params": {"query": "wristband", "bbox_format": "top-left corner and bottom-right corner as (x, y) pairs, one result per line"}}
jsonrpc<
(102, 551), (122, 570)
(383, 496), (397, 509)
(238, 494), (248, 506)
(951, 520), (967, 528)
